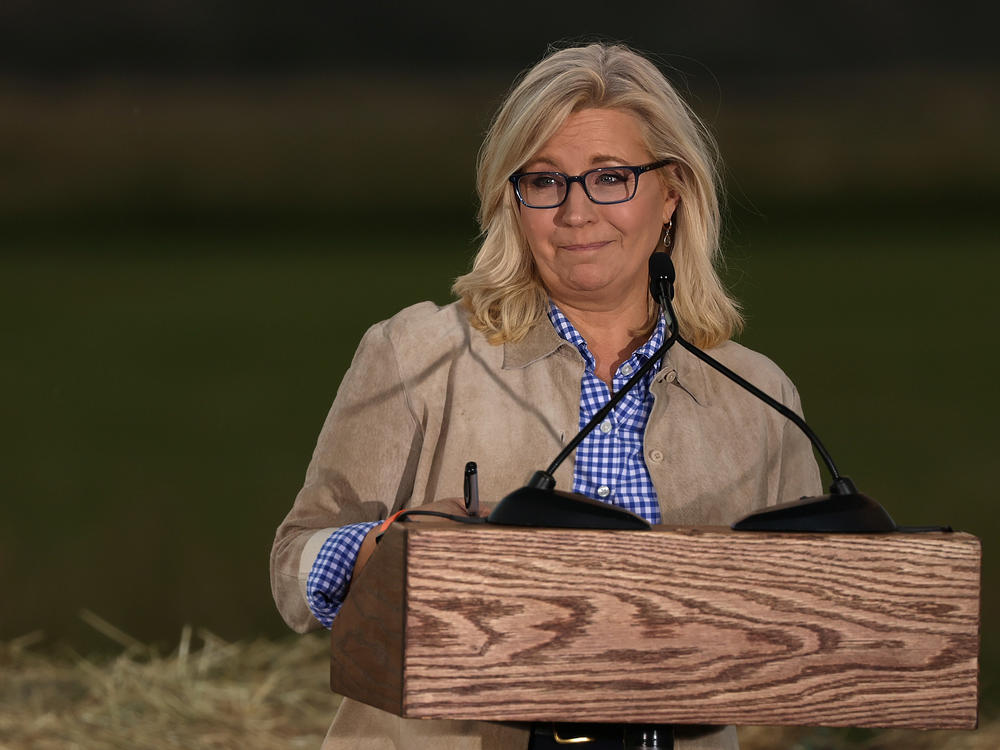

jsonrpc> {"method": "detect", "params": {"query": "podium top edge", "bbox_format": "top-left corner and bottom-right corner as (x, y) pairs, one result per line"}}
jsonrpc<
(394, 522), (978, 542)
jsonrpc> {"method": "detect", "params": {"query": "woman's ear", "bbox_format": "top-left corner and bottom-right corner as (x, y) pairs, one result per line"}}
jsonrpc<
(661, 163), (681, 224)
(662, 193), (680, 225)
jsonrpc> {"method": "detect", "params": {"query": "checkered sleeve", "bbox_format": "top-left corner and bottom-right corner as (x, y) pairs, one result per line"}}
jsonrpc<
(305, 521), (381, 629)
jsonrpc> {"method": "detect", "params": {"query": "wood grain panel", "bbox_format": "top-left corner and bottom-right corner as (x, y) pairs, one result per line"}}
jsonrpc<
(399, 526), (979, 729)
(329, 524), (406, 714)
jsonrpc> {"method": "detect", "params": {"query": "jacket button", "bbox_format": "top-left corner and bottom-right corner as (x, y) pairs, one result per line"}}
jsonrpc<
(664, 370), (677, 383)
(648, 449), (664, 463)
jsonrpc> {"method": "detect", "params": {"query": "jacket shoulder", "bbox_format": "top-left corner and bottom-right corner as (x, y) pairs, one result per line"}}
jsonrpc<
(364, 301), (485, 382)
(698, 339), (801, 404)
(707, 339), (788, 378)
(376, 300), (473, 356)
(380, 300), (466, 339)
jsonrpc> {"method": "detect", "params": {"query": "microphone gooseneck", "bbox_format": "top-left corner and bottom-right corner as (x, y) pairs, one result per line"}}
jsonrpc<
(490, 251), (924, 533)
(648, 252), (901, 532)
(649, 252), (847, 487)
(534, 254), (682, 486)
(488, 253), (682, 529)
(541, 331), (678, 481)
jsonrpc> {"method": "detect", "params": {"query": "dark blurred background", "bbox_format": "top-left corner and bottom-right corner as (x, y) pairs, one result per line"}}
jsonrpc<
(2, 0), (997, 709)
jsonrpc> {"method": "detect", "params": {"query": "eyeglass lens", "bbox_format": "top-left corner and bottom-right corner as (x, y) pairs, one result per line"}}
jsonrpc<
(517, 167), (637, 207)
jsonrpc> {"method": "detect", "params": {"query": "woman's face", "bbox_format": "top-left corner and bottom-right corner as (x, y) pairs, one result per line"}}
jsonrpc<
(514, 108), (678, 313)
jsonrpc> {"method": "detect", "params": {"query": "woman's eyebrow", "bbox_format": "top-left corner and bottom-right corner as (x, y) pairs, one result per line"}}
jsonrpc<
(590, 153), (629, 165)
(522, 153), (630, 171)
(522, 155), (559, 171)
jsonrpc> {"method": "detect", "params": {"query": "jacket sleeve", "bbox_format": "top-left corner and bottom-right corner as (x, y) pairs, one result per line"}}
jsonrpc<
(270, 320), (423, 632)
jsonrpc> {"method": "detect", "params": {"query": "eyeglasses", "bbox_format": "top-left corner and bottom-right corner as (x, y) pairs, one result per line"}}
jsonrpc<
(509, 159), (672, 209)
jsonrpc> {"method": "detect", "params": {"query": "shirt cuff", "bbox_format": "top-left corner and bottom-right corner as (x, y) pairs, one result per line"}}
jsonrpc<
(305, 521), (380, 629)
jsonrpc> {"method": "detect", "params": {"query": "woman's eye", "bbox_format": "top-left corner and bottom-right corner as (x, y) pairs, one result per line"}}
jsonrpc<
(528, 174), (560, 189)
(595, 170), (629, 184)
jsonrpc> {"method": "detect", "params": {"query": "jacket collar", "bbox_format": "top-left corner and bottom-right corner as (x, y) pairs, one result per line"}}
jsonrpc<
(503, 316), (712, 407)
(502, 315), (574, 369)
(656, 343), (711, 406)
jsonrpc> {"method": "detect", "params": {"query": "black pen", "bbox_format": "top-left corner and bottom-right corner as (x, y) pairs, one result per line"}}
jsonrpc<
(464, 461), (479, 516)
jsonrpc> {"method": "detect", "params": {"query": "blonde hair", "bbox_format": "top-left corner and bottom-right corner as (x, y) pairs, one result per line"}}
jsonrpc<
(452, 43), (742, 348)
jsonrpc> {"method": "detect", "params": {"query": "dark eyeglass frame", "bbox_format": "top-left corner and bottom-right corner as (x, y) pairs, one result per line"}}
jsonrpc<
(509, 158), (673, 209)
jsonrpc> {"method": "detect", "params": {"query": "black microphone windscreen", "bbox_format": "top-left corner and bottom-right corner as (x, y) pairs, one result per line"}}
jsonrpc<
(648, 252), (675, 283)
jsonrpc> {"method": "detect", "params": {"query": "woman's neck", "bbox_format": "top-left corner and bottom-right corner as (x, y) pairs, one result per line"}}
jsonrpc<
(553, 295), (651, 387)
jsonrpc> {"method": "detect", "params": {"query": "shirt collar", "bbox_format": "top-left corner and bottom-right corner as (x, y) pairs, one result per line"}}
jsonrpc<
(547, 302), (666, 375)
(546, 303), (595, 369)
(500, 302), (709, 406)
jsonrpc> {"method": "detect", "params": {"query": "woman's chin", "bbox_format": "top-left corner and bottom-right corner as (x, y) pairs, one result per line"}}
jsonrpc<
(551, 278), (640, 308)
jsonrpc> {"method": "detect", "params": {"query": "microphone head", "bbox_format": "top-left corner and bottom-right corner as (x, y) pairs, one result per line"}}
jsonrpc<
(648, 252), (675, 302)
(648, 251), (675, 283)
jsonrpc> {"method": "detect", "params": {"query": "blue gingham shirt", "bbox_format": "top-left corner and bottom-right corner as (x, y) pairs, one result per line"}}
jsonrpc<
(548, 303), (664, 524)
(305, 303), (664, 628)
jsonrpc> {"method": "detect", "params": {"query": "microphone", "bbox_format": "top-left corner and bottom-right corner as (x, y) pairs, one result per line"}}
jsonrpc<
(490, 253), (924, 533)
(648, 253), (897, 532)
(647, 251), (676, 331)
(487, 261), (682, 530)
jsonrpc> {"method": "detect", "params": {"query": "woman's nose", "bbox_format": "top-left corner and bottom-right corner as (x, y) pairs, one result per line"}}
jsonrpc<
(556, 180), (598, 226)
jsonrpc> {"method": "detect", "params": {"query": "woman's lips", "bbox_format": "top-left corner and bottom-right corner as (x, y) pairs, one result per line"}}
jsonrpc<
(560, 241), (611, 251)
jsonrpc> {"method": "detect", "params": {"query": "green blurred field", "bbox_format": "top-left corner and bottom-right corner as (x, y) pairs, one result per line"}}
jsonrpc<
(1, 72), (997, 726)
(3, 218), (996, 694)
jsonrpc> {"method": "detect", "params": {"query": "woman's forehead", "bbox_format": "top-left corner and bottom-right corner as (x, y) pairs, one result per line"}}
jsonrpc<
(524, 108), (650, 170)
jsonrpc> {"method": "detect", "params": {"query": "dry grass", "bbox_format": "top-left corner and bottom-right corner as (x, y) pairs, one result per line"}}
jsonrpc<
(1, 612), (994, 750)
(0, 611), (337, 750)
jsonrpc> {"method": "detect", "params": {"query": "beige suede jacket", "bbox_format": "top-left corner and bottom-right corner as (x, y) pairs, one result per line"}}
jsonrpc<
(271, 300), (822, 750)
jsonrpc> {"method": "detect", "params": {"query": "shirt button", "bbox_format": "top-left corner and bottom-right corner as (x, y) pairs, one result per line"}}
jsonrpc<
(599, 419), (612, 434)
(649, 449), (664, 463)
(597, 485), (611, 498)
(621, 363), (633, 376)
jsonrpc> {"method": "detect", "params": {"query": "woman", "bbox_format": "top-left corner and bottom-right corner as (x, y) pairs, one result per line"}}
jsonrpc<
(271, 43), (821, 750)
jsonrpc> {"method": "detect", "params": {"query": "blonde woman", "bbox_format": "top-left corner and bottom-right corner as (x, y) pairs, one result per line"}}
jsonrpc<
(272, 43), (821, 750)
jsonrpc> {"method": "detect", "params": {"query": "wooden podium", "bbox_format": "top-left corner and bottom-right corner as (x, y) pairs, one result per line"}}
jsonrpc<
(330, 524), (980, 730)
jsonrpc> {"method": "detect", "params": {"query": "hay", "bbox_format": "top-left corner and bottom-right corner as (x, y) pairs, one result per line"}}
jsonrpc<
(1, 611), (993, 749)
(0, 612), (337, 750)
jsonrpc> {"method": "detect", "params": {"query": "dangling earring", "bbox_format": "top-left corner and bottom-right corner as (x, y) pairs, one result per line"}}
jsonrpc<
(662, 220), (673, 251)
